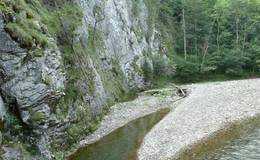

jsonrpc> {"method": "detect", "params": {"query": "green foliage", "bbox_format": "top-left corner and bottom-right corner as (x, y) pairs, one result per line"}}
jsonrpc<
(5, 23), (33, 47)
(142, 58), (153, 82)
(1, 0), (48, 48)
(54, 4), (83, 43)
(93, 4), (105, 22)
(132, 0), (140, 17)
(175, 56), (201, 82)
(152, 54), (176, 78)
(152, 76), (169, 88)
(146, 0), (260, 83)
(87, 26), (104, 53)
(44, 1), (84, 110)
(4, 113), (22, 129)
(31, 112), (47, 121)
(32, 49), (45, 57)
(218, 50), (247, 76)
(143, 0), (160, 40)
(1, 0), (83, 50)
(145, 89), (176, 97)
(0, 0), (14, 14)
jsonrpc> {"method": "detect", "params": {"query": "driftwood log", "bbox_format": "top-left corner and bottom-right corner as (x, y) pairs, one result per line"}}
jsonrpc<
(173, 85), (188, 97)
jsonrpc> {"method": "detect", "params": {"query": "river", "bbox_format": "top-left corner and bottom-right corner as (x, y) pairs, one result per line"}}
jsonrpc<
(202, 117), (260, 160)
(68, 108), (169, 160)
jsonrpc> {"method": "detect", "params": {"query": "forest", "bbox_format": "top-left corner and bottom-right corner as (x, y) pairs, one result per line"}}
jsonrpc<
(146, 0), (260, 83)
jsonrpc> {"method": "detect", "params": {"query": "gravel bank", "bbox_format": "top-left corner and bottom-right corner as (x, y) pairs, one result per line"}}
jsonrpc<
(78, 89), (183, 147)
(138, 79), (260, 160)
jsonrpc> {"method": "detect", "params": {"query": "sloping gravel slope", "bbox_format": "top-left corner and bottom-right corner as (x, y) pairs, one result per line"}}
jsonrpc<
(138, 79), (260, 160)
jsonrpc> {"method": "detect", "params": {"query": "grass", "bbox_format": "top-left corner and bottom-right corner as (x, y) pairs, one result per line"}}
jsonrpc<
(0, 0), (13, 14)
(1, 0), (82, 50)
(5, 23), (34, 47)
(31, 112), (47, 121)
(152, 76), (170, 88)
(87, 26), (104, 53)
(1, 0), (48, 48)
(132, 0), (140, 17)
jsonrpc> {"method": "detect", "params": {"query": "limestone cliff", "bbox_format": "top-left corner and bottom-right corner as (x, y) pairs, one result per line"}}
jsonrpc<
(0, 0), (163, 159)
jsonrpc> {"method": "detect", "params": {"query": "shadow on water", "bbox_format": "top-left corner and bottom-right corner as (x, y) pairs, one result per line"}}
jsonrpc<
(177, 116), (260, 160)
(68, 108), (170, 160)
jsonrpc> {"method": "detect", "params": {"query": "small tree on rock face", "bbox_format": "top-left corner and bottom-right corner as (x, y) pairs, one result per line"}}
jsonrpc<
(152, 54), (175, 78)
(142, 58), (153, 82)
(92, 4), (105, 41)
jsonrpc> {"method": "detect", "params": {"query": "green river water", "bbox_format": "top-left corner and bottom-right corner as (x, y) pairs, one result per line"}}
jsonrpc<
(69, 110), (260, 160)
(203, 118), (260, 160)
(179, 116), (260, 160)
(69, 109), (170, 160)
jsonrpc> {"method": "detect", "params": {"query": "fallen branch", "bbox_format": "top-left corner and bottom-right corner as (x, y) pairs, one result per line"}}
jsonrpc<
(172, 84), (188, 97)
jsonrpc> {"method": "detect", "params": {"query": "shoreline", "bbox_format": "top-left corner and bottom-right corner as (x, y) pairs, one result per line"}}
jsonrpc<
(138, 79), (260, 160)
(67, 88), (185, 158)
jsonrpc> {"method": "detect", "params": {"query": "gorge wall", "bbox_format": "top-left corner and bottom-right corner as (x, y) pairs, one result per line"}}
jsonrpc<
(0, 0), (164, 159)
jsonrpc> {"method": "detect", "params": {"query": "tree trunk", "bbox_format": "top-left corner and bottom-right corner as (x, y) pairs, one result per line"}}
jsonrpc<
(242, 18), (248, 56)
(201, 39), (209, 72)
(236, 16), (239, 49)
(194, 20), (198, 56)
(217, 17), (220, 53)
(182, 0), (187, 60)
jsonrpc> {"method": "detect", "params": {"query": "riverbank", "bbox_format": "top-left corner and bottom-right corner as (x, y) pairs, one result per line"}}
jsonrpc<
(138, 78), (260, 160)
(67, 88), (185, 157)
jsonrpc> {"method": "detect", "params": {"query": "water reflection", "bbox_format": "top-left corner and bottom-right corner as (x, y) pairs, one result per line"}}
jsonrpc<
(205, 127), (260, 160)
(178, 117), (260, 160)
(68, 108), (169, 160)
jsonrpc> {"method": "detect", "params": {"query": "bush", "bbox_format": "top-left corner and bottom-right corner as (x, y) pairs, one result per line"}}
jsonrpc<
(217, 50), (247, 76)
(142, 58), (153, 82)
(6, 23), (34, 47)
(175, 56), (200, 82)
(132, 0), (140, 17)
(2, 0), (50, 48)
(152, 54), (175, 78)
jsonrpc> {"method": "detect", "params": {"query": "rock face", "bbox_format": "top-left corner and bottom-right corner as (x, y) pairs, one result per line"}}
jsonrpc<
(0, 13), (65, 159)
(0, 95), (6, 120)
(80, 0), (148, 89)
(0, 0), (162, 159)
(74, 0), (160, 114)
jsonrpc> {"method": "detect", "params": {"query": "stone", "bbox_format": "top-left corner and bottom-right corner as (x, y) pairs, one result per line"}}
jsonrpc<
(1, 147), (22, 160)
(0, 95), (6, 121)
(0, 13), (65, 159)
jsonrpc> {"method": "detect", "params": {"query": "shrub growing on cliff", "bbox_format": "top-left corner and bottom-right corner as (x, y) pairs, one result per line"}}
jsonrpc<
(132, 0), (140, 17)
(152, 54), (176, 78)
(142, 58), (153, 82)
(1, 0), (48, 48)
(0, 0), (13, 14)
